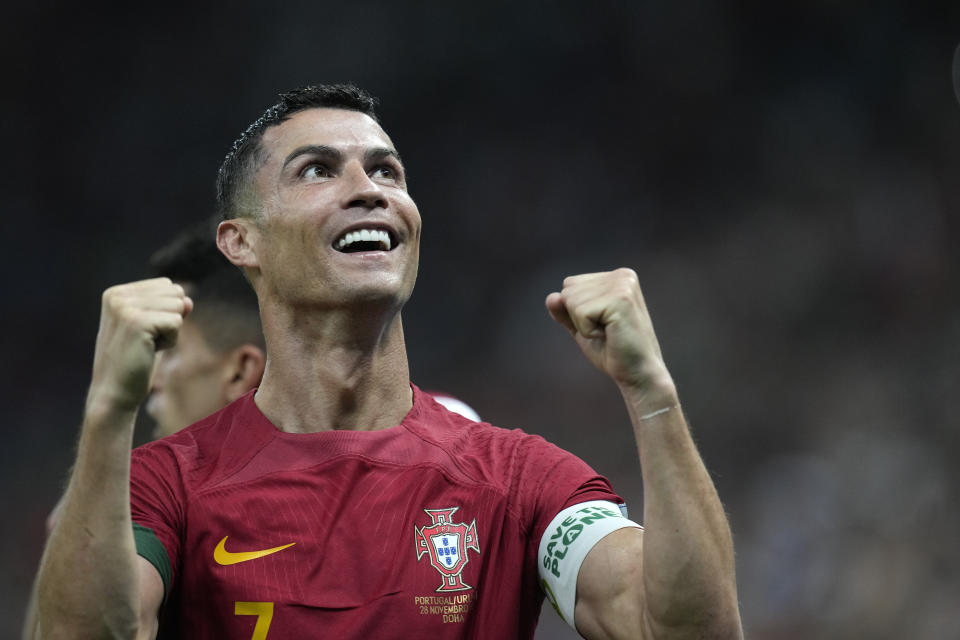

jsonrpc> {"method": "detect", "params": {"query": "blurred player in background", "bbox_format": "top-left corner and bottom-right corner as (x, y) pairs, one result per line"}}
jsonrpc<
(21, 222), (266, 639)
(143, 220), (268, 440)
(41, 221), (268, 533)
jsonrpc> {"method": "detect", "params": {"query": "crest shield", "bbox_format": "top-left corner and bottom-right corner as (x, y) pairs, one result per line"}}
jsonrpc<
(415, 507), (481, 592)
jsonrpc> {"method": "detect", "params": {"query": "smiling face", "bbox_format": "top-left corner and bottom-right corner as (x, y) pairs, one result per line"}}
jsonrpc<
(237, 107), (422, 312)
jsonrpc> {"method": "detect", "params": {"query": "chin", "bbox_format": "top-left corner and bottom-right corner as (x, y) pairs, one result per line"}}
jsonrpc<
(352, 284), (410, 304)
(150, 417), (182, 440)
(327, 276), (415, 310)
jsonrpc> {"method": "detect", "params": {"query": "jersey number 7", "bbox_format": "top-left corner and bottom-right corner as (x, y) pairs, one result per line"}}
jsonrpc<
(235, 601), (274, 640)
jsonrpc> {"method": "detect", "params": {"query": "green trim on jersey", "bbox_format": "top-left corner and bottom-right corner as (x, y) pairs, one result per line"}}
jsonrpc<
(133, 522), (171, 598)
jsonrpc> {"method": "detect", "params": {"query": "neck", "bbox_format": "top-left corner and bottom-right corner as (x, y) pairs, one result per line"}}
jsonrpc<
(254, 302), (413, 433)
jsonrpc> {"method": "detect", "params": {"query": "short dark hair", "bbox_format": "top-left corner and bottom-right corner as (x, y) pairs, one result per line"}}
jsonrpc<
(149, 220), (265, 353)
(215, 83), (380, 221)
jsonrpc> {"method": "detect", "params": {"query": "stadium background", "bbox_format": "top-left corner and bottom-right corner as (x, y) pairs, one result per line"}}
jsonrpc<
(2, 2), (958, 638)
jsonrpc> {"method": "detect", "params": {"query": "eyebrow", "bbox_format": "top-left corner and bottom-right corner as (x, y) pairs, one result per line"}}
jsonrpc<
(282, 144), (404, 170)
(364, 146), (404, 167)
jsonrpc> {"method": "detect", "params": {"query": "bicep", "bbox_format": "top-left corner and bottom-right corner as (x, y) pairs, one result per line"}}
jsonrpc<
(135, 556), (163, 640)
(574, 527), (649, 640)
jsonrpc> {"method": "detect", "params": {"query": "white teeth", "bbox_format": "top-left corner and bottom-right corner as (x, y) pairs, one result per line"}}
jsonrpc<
(336, 229), (392, 251)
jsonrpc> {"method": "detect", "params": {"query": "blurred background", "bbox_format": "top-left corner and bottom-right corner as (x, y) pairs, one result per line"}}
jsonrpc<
(2, 1), (958, 638)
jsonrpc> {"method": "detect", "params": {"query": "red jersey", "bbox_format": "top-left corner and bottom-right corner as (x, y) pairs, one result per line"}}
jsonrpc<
(130, 385), (621, 639)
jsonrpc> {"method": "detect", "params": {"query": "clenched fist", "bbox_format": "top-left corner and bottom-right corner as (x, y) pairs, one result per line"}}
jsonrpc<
(87, 278), (193, 416)
(545, 268), (673, 395)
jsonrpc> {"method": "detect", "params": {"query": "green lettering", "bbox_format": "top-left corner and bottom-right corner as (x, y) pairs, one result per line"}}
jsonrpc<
(562, 524), (584, 546)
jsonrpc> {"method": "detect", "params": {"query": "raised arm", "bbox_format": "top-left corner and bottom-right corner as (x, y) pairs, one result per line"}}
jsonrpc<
(30, 279), (190, 640)
(545, 268), (742, 640)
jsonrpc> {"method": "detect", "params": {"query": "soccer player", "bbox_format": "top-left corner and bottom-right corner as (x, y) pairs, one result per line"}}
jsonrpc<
(31, 223), (267, 533)
(142, 221), (268, 440)
(22, 223), (268, 638)
(25, 221), (483, 638)
(152, 224), (482, 442)
(32, 85), (742, 639)
(145, 224), (482, 438)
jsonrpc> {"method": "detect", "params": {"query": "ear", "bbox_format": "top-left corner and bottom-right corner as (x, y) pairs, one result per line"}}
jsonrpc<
(217, 219), (261, 269)
(223, 344), (267, 402)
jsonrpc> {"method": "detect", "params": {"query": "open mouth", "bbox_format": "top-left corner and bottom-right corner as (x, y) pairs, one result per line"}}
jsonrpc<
(334, 228), (394, 253)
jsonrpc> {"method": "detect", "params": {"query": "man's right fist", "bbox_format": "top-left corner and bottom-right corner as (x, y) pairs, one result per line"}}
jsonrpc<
(87, 278), (193, 415)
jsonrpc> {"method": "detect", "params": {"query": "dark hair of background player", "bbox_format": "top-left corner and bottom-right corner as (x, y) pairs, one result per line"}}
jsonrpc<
(149, 219), (265, 353)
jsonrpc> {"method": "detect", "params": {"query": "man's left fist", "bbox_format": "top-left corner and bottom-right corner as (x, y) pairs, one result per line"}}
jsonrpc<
(545, 268), (669, 391)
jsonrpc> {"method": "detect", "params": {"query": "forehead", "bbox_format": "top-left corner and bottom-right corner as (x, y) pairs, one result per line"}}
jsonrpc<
(259, 108), (395, 162)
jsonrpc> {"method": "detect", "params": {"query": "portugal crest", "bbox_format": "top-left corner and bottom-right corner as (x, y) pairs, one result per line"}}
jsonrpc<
(414, 507), (481, 592)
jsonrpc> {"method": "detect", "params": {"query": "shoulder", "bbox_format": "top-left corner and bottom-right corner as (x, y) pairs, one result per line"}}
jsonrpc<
(408, 387), (548, 457)
(407, 386), (594, 493)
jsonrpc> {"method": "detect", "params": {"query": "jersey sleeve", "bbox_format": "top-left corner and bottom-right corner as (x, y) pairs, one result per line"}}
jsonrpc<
(130, 441), (187, 595)
(510, 434), (624, 567)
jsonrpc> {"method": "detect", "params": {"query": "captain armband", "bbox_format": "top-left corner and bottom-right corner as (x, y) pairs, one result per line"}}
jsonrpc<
(537, 500), (642, 628)
(133, 523), (172, 600)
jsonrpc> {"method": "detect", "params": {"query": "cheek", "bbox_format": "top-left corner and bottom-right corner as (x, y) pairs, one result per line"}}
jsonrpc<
(263, 225), (316, 269)
(178, 371), (228, 419)
(166, 352), (214, 397)
(402, 197), (422, 229)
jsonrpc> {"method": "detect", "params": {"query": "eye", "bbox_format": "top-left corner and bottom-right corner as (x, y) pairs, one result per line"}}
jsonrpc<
(370, 165), (399, 181)
(302, 163), (332, 180)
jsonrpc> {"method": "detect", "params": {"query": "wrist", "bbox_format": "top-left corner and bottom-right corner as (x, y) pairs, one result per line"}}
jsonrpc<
(84, 387), (141, 428)
(616, 366), (678, 410)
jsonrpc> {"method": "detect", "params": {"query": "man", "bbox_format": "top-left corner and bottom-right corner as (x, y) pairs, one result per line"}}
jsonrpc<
(146, 223), (481, 437)
(33, 85), (741, 639)
(143, 221), (268, 440)
(41, 222), (268, 531)
(26, 220), (483, 637)
(22, 223), (269, 638)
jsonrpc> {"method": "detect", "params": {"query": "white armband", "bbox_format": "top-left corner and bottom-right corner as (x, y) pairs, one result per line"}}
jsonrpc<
(537, 500), (642, 628)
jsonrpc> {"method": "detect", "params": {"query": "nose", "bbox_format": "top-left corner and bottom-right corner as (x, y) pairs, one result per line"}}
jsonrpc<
(342, 162), (387, 210)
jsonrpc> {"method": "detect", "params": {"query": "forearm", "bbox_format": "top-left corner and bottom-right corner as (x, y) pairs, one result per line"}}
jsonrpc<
(621, 377), (740, 636)
(33, 401), (142, 640)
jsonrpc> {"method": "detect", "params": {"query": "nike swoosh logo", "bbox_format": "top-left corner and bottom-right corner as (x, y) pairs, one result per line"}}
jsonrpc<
(214, 536), (296, 566)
